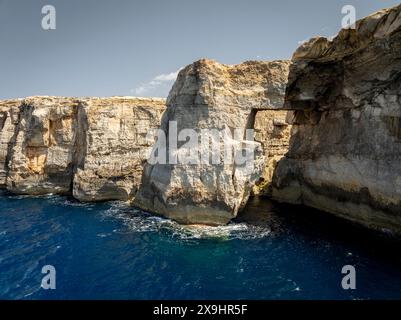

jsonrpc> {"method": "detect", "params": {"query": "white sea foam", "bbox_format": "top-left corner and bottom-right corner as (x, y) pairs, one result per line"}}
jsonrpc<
(5, 194), (273, 240)
(101, 201), (272, 241)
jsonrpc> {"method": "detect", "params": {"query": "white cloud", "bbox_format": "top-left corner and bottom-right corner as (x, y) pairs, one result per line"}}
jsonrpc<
(132, 68), (182, 96)
(297, 39), (309, 45)
(153, 70), (180, 82)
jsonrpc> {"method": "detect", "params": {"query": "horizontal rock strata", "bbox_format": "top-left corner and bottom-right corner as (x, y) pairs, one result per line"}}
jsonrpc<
(272, 4), (401, 234)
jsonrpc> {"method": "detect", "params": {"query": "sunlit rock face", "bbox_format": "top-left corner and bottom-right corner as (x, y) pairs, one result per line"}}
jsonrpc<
(73, 97), (166, 201)
(252, 110), (292, 196)
(134, 59), (291, 225)
(0, 91), (291, 216)
(6, 97), (81, 195)
(0, 96), (166, 200)
(0, 99), (22, 187)
(272, 4), (401, 234)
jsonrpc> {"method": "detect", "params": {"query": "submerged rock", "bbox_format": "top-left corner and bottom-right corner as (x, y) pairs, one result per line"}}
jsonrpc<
(272, 4), (401, 234)
(134, 59), (291, 225)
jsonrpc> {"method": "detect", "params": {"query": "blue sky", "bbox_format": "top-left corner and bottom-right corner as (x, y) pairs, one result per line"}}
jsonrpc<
(0, 0), (400, 99)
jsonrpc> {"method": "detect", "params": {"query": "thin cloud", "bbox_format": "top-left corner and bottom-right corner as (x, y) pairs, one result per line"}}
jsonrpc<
(132, 68), (182, 96)
(297, 39), (309, 45)
(154, 71), (180, 82)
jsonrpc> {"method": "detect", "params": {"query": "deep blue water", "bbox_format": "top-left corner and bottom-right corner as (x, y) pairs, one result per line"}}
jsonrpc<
(1, 190), (401, 300)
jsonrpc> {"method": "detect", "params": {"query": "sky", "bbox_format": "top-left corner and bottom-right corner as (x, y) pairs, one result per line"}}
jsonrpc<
(0, 0), (400, 99)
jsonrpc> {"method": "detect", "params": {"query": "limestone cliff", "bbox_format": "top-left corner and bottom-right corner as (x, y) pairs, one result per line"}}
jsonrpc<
(0, 90), (290, 224)
(252, 110), (292, 196)
(0, 99), (21, 187)
(73, 97), (166, 201)
(0, 96), (166, 200)
(5, 5), (400, 232)
(7, 97), (81, 195)
(134, 59), (291, 225)
(272, 4), (401, 234)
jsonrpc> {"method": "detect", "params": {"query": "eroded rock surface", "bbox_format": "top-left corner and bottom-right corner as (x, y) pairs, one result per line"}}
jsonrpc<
(73, 97), (166, 201)
(7, 97), (80, 194)
(252, 110), (292, 196)
(0, 99), (21, 187)
(0, 96), (166, 200)
(0, 91), (290, 218)
(134, 59), (291, 225)
(272, 4), (401, 234)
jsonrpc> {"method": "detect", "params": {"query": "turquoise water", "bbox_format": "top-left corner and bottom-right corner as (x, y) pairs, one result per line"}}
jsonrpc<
(1, 190), (401, 300)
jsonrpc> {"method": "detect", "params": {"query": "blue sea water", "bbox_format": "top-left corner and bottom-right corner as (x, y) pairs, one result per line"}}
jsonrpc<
(1, 190), (401, 300)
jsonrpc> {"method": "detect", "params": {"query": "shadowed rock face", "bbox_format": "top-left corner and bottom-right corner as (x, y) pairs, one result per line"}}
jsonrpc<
(134, 59), (291, 225)
(0, 96), (166, 200)
(272, 4), (401, 234)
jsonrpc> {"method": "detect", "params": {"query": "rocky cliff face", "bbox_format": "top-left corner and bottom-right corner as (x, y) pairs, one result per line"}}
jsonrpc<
(3, 6), (399, 231)
(0, 99), (21, 187)
(252, 110), (292, 196)
(0, 90), (291, 225)
(272, 4), (401, 234)
(134, 59), (291, 225)
(7, 97), (81, 195)
(0, 96), (166, 200)
(73, 97), (166, 201)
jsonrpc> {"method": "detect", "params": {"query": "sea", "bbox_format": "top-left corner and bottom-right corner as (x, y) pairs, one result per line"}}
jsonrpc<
(1, 190), (401, 300)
